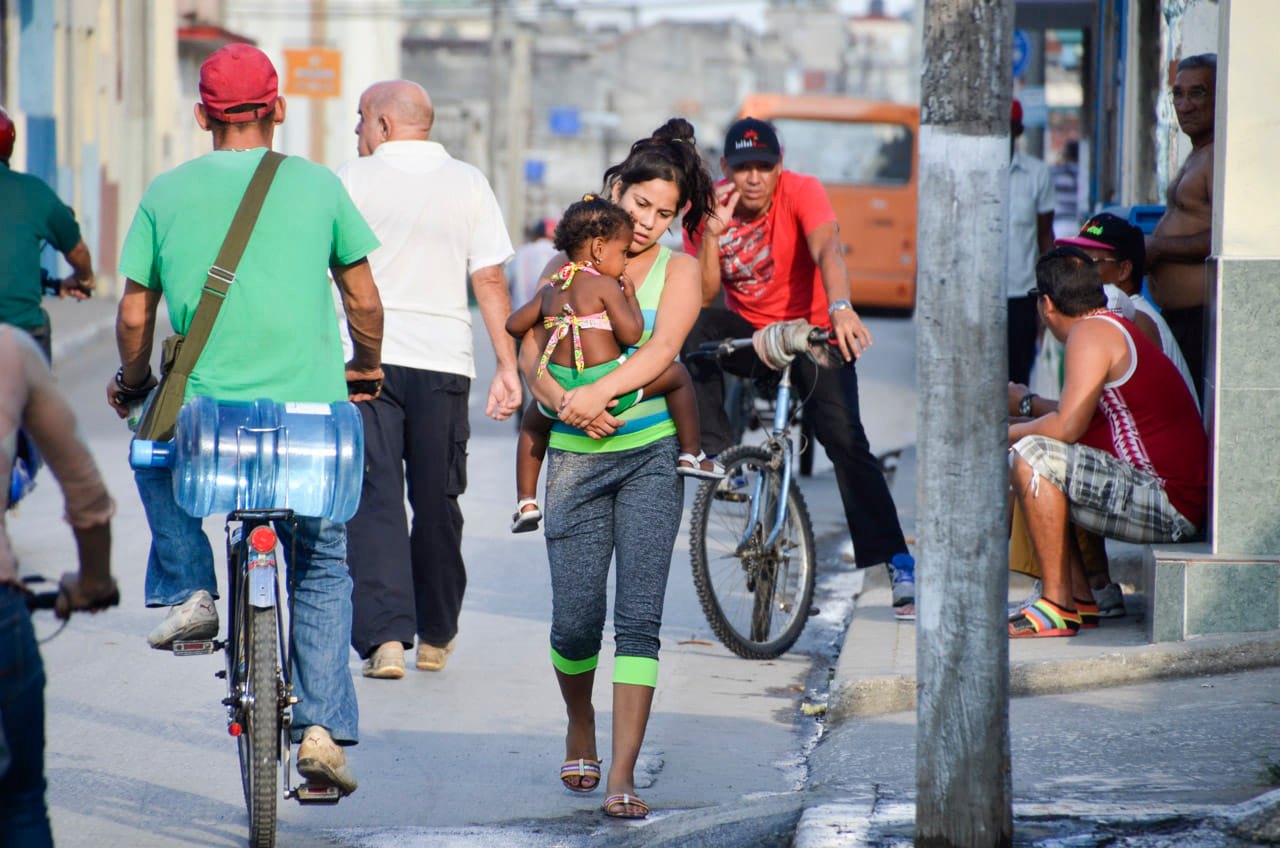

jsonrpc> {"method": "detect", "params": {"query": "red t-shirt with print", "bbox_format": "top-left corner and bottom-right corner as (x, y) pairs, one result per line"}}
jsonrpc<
(685, 170), (836, 329)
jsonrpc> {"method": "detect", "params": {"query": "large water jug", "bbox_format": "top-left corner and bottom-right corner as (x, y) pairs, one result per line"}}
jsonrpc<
(130, 397), (364, 522)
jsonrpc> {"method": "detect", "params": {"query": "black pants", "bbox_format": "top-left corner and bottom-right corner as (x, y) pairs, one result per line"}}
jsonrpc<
(682, 308), (908, 568)
(1162, 305), (1205, 406)
(347, 364), (470, 658)
(1007, 296), (1038, 386)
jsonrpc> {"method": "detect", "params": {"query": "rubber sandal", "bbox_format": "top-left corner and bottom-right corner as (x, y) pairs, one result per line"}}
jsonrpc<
(1008, 597), (1081, 638)
(511, 498), (542, 533)
(1075, 597), (1100, 629)
(603, 792), (650, 819)
(560, 757), (602, 793)
(676, 451), (726, 480)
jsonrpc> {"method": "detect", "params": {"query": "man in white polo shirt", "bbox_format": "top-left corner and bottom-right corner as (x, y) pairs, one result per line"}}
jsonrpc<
(336, 79), (519, 680)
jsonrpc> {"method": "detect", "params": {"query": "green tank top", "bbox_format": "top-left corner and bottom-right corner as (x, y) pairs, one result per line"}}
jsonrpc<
(547, 246), (677, 453)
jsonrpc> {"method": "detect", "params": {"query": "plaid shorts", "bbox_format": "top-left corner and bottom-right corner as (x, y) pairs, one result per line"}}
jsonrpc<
(1010, 435), (1197, 544)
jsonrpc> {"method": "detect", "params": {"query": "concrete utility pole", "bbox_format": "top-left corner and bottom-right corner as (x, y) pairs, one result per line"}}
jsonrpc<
(914, 0), (1014, 846)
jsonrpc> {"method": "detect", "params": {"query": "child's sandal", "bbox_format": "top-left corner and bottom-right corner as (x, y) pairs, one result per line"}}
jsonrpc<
(511, 498), (542, 533)
(677, 451), (726, 480)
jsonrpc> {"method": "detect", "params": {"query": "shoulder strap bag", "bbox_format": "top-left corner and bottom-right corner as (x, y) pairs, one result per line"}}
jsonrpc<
(135, 151), (286, 442)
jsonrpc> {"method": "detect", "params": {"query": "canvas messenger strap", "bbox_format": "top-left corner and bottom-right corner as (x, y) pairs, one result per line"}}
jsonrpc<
(169, 149), (286, 379)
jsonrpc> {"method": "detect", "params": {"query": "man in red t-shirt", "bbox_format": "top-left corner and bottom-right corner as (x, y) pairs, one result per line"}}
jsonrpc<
(1006, 248), (1207, 639)
(683, 117), (917, 620)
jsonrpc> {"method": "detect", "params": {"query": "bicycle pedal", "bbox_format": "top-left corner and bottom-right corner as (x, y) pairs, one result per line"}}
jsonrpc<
(294, 782), (341, 804)
(714, 490), (749, 503)
(171, 640), (218, 655)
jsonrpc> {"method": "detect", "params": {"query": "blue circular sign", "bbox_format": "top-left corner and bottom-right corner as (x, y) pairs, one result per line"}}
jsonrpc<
(1012, 30), (1031, 80)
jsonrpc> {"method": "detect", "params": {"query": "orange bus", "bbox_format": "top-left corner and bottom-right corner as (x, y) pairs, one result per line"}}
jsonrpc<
(737, 94), (919, 311)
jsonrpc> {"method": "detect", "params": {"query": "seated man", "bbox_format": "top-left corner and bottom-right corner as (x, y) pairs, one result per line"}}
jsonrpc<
(1007, 248), (1207, 637)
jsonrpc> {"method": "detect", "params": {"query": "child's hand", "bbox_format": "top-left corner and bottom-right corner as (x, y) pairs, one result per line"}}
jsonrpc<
(619, 273), (636, 299)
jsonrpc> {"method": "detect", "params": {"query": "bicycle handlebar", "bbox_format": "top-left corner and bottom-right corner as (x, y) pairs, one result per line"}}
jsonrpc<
(692, 326), (835, 360)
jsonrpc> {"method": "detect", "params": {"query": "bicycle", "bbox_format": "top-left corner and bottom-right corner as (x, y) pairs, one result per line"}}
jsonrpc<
(162, 507), (342, 848)
(686, 323), (833, 660)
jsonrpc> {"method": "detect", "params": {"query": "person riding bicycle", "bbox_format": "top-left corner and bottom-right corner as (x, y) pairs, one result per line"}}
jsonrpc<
(105, 45), (383, 795)
(0, 104), (97, 363)
(1, 325), (117, 844)
(505, 194), (722, 532)
(682, 117), (918, 620)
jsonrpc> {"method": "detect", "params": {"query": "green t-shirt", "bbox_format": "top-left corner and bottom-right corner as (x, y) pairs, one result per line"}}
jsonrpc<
(0, 162), (82, 331)
(119, 149), (378, 403)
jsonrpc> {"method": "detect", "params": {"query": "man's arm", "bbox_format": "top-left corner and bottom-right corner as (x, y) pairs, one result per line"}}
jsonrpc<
(695, 182), (739, 306)
(806, 220), (871, 362)
(105, 279), (161, 417)
(1008, 321), (1114, 444)
(331, 257), (384, 401)
(59, 239), (96, 299)
(1036, 211), (1055, 255)
(471, 263), (522, 421)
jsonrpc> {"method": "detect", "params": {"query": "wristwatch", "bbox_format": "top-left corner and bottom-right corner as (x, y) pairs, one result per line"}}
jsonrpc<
(1018, 392), (1037, 418)
(828, 299), (852, 317)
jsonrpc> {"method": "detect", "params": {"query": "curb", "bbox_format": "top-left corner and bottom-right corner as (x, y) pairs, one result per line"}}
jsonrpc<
(826, 566), (1280, 723)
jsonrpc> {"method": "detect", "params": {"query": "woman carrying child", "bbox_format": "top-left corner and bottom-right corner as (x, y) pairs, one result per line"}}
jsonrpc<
(514, 119), (714, 819)
(505, 195), (721, 534)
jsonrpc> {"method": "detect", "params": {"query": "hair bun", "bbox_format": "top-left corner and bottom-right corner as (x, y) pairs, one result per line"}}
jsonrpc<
(652, 117), (696, 145)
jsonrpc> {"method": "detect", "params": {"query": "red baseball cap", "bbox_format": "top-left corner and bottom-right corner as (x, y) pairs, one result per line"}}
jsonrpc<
(1010, 98), (1023, 124)
(199, 44), (279, 123)
(0, 105), (15, 163)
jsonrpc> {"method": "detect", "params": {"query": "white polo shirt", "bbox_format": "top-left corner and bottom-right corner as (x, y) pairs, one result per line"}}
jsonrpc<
(335, 140), (513, 378)
(1006, 151), (1055, 299)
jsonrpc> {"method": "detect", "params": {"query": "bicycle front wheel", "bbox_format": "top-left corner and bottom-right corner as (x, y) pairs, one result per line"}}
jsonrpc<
(690, 444), (817, 659)
(239, 604), (280, 847)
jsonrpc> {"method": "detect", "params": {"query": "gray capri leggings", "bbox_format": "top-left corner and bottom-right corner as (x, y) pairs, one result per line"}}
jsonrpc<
(543, 436), (683, 681)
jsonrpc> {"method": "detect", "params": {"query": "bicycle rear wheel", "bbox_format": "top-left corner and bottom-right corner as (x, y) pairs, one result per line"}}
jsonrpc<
(690, 444), (816, 659)
(238, 603), (280, 847)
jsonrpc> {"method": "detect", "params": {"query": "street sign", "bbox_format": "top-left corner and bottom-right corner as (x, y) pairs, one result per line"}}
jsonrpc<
(283, 48), (342, 98)
(1012, 30), (1031, 80)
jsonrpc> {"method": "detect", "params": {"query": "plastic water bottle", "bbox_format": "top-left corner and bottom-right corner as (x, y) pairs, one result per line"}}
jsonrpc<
(130, 397), (364, 522)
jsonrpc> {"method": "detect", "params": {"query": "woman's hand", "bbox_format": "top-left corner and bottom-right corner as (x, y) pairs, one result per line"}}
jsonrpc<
(559, 382), (617, 431)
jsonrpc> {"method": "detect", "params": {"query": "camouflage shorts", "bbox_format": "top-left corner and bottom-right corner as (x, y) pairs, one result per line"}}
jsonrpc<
(1010, 435), (1196, 544)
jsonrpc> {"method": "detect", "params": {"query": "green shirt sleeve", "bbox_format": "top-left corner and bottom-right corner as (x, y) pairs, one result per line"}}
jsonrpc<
(43, 195), (82, 254)
(118, 200), (160, 289)
(329, 176), (380, 268)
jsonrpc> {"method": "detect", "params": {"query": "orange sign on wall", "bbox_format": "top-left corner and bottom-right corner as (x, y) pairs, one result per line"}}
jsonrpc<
(283, 48), (342, 98)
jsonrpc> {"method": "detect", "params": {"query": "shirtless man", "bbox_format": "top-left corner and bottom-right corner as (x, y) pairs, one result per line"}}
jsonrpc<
(1146, 53), (1215, 403)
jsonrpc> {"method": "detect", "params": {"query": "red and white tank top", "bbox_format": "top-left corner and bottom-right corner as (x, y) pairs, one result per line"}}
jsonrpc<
(1078, 313), (1208, 526)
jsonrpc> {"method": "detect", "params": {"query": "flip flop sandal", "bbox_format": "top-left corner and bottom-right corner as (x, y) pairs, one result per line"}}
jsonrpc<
(603, 792), (650, 819)
(676, 451), (726, 480)
(1008, 597), (1081, 638)
(511, 498), (542, 533)
(1075, 597), (1100, 629)
(560, 757), (602, 793)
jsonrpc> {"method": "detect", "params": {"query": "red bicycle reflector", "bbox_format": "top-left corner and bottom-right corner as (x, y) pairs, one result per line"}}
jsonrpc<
(249, 526), (277, 553)
(228, 722), (243, 737)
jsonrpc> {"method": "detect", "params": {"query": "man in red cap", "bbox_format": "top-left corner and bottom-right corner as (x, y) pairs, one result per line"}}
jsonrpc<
(1006, 98), (1056, 386)
(0, 104), (96, 361)
(106, 43), (384, 795)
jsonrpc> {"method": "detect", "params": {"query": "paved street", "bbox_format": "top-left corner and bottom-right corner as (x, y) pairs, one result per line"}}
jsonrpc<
(14, 306), (916, 847)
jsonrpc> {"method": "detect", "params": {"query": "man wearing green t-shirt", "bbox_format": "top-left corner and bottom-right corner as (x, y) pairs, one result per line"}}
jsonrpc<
(105, 44), (383, 795)
(0, 105), (96, 361)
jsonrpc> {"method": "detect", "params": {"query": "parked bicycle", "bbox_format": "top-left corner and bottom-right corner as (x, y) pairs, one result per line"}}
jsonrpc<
(686, 322), (836, 659)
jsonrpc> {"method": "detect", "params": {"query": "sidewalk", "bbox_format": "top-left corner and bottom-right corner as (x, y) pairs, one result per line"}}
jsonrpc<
(798, 445), (1280, 846)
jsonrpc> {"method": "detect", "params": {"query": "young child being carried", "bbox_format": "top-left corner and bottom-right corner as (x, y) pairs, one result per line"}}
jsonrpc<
(505, 195), (722, 533)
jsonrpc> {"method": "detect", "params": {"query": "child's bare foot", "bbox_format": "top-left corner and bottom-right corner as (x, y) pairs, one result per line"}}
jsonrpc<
(677, 451), (726, 480)
(511, 498), (542, 533)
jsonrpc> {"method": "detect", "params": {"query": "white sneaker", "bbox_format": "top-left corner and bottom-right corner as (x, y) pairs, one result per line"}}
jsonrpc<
(297, 725), (358, 795)
(1093, 582), (1127, 618)
(1008, 579), (1043, 618)
(147, 589), (218, 649)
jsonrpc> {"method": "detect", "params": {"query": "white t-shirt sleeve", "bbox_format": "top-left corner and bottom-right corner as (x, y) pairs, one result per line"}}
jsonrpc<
(467, 172), (515, 273)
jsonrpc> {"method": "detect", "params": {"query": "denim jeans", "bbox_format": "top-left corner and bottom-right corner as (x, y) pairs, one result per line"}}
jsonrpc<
(135, 467), (359, 744)
(0, 585), (53, 847)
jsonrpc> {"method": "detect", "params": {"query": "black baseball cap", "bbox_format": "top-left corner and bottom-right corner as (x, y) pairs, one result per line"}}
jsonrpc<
(724, 117), (781, 167)
(1055, 212), (1146, 280)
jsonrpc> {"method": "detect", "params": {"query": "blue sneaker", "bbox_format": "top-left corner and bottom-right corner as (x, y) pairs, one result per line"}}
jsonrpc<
(888, 552), (915, 621)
